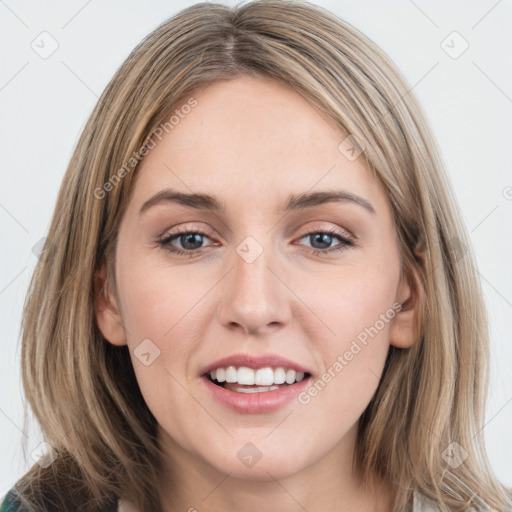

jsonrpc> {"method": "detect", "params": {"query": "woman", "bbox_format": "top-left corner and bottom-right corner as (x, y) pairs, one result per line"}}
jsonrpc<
(2, 1), (511, 511)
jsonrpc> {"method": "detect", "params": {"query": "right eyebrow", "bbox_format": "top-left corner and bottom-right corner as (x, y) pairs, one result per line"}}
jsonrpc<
(139, 189), (226, 215)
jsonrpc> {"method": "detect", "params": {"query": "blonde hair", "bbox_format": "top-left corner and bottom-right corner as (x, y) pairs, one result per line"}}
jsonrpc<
(11, 1), (511, 511)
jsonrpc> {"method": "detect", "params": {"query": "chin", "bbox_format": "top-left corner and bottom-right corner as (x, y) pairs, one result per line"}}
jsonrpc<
(201, 442), (312, 481)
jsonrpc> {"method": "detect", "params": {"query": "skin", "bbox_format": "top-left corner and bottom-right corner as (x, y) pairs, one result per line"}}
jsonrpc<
(95, 75), (419, 512)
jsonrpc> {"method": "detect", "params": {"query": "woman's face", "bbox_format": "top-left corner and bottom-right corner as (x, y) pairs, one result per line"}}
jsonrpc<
(96, 75), (416, 484)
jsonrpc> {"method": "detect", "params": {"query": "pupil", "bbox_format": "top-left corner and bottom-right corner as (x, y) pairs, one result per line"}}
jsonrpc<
(181, 233), (202, 250)
(311, 233), (331, 249)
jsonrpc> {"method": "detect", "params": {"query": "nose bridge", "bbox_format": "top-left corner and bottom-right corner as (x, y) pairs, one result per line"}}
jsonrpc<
(217, 233), (290, 335)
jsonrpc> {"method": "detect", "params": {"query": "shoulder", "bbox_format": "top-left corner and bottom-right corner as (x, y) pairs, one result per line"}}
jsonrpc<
(0, 490), (27, 512)
(1, 488), (119, 512)
(117, 498), (139, 512)
(412, 490), (495, 512)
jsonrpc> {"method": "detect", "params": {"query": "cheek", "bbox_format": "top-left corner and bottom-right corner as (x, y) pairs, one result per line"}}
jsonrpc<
(115, 253), (213, 409)
(306, 257), (399, 350)
(116, 252), (200, 341)
(119, 277), (202, 441)
(298, 259), (399, 404)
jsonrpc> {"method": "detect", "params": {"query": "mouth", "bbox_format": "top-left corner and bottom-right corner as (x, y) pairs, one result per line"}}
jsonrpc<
(204, 366), (312, 394)
(199, 353), (314, 412)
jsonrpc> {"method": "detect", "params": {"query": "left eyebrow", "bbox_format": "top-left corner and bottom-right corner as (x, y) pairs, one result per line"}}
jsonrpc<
(283, 190), (375, 214)
(138, 188), (376, 216)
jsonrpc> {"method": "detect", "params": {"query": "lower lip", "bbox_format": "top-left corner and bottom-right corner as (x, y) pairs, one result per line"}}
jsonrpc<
(201, 376), (311, 414)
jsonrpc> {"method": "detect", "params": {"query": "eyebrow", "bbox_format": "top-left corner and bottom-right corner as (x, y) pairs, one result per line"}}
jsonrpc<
(139, 188), (375, 215)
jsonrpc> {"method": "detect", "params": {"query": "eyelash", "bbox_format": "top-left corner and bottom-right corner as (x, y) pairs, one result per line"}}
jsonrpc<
(156, 225), (355, 258)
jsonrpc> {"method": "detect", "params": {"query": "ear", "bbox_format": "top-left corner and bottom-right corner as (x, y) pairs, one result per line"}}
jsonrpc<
(94, 263), (127, 346)
(389, 258), (422, 349)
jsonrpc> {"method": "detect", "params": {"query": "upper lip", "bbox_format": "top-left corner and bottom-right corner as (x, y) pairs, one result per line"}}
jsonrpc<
(200, 353), (312, 376)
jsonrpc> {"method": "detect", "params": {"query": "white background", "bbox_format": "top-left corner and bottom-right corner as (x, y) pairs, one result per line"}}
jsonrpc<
(1, 0), (511, 498)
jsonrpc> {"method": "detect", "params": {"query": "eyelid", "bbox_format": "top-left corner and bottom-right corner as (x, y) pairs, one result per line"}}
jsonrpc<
(295, 222), (356, 242)
(158, 222), (216, 240)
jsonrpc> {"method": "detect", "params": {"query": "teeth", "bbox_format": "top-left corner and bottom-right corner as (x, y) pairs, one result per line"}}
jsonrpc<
(208, 366), (307, 385)
(234, 385), (281, 393)
(274, 367), (286, 384)
(255, 367), (273, 386)
(226, 366), (237, 383)
(238, 367), (255, 385)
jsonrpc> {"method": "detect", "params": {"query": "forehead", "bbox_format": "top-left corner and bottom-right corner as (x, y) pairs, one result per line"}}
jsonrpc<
(131, 75), (386, 215)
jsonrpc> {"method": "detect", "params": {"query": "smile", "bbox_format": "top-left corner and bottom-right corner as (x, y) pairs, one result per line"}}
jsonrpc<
(202, 369), (312, 414)
(208, 366), (307, 393)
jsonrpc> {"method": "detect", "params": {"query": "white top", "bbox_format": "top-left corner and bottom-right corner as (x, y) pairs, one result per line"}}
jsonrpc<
(412, 491), (440, 511)
(117, 498), (138, 512)
(118, 490), (440, 511)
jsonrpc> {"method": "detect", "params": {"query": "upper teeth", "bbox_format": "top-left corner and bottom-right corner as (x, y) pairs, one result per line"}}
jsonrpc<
(210, 366), (305, 386)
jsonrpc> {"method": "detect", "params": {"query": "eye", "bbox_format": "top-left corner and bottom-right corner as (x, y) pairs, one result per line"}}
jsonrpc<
(296, 227), (355, 256)
(157, 225), (217, 258)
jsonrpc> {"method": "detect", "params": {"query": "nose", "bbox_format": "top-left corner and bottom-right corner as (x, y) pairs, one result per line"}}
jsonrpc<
(217, 243), (292, 336)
